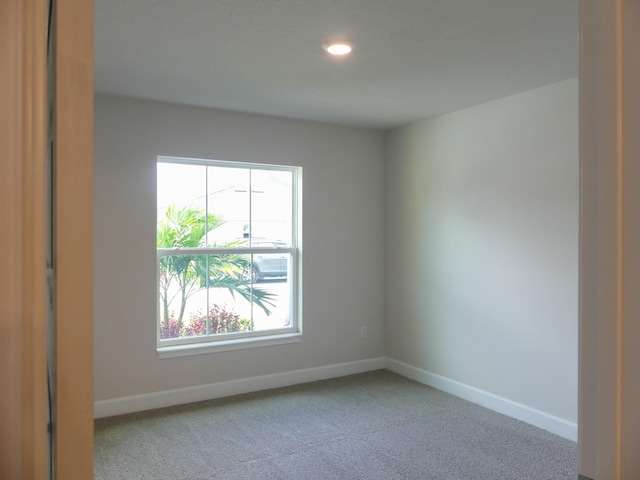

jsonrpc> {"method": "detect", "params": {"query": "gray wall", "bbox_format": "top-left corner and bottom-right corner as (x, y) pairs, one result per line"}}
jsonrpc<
(384, 78), (579, 422)
(95, 78), (579, 426)
(93, 95), (386, 401)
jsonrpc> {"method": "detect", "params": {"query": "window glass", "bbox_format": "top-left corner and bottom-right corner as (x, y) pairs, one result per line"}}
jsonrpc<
(157, 157), (300, 348)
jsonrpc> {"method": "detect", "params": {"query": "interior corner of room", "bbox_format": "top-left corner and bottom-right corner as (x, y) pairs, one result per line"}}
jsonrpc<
(9, 0), (640, 479)
(94, 75), (579, 440)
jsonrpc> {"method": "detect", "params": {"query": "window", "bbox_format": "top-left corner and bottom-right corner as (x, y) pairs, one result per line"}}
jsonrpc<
(156, 156), (302, 357)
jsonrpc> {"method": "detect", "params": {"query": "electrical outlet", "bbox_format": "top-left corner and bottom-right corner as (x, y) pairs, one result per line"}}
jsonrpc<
(360, 326), (368, 339)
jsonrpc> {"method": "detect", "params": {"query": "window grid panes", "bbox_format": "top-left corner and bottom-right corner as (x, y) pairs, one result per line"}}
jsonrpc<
(157, 157), (300, 347)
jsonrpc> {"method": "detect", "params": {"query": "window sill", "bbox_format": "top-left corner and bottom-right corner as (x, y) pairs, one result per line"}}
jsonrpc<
(157, 332), (303, 359)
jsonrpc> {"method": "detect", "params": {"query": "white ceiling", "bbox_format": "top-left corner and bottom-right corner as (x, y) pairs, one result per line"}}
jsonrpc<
(94, 0), (579, 130)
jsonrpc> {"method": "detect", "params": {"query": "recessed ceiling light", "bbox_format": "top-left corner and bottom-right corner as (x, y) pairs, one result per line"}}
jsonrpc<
(322, 41), (353, 56)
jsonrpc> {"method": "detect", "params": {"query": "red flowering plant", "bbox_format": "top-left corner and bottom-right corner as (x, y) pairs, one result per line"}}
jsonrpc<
(161, 305), (254, 339)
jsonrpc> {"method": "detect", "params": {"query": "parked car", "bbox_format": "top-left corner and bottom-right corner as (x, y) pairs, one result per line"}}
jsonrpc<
(243, 239), (288, 282)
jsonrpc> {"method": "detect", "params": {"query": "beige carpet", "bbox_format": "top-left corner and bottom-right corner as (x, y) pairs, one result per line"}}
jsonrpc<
(94, 370), (577, 479)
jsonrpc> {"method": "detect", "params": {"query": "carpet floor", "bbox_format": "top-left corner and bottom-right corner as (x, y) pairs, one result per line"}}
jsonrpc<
(94, 370), (577, 479)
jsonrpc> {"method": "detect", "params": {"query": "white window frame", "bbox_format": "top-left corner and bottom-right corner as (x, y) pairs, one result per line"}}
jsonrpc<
(156, 156), (302, 358)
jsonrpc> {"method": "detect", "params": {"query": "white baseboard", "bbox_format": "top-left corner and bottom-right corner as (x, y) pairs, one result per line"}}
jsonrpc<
(95, 356), (578, 442)
(386, 358), (577, 442)
(94, 357), (387, 419)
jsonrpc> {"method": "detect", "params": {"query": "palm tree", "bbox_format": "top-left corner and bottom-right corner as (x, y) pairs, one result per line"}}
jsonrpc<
(157, 204), (274, 335)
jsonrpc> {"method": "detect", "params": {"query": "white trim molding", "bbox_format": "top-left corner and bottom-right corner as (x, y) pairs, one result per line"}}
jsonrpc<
(386, 359), (578, 442)
(157, 332), (303, 359)
(96, 356), (577, 443)
(94, 357), (386, 418)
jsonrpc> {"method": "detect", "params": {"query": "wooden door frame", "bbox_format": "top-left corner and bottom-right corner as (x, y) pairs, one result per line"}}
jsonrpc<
(579, 0), (640, 478)
(54, 0), (94, 477)
(0, 0), (49, 478)
(0, 0), (93, 479)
